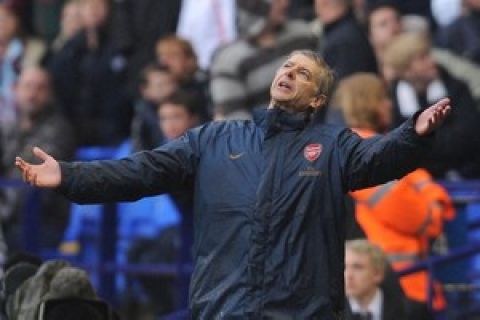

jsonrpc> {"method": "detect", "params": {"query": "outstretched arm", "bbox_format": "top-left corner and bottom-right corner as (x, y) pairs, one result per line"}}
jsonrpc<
(15, 130), (202, 204)
(341, 98), (452, 191)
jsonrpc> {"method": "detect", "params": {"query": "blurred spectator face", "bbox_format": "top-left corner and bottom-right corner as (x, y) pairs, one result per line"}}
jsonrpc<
(268, 0), (289, 27)
(0, 5), (18, 44)
(15, 68), (52, 115)
(345, 248), (383, 300)
(404, 50), (438, 89)
(369, 7), (402, 51)
(61, 1), (84, 39)
(80, 0), (108, 30)
(158, 103), (197, 140)
(141, 70), (177, 105)
(156, 39), (196, 81)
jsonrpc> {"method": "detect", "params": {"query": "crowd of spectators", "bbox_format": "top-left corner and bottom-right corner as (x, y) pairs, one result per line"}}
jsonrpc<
(0, 0), (479, 319)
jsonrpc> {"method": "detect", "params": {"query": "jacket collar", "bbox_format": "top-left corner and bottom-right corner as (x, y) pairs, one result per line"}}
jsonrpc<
(254, 107), (312, 136)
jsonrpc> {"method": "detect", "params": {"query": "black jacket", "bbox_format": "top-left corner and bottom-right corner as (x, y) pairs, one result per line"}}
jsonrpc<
(345, 289), (408, 320)
(58, 108), (431, 319)
(321, 11), (378, 81)
(48, 30), (132, 146)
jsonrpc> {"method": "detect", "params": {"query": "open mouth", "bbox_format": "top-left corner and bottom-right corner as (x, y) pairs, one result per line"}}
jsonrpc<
(277, 80), (292, 91)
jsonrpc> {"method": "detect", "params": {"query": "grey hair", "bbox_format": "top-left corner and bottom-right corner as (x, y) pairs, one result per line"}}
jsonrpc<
(287, 50), (335, 98)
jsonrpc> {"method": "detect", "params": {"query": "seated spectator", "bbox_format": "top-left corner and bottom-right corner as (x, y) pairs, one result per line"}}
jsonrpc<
(49, 0), (132, 146)
(51, 0), (84, 53)
(130, 63), (177, 151)
(345, 239), (408, 320)
(335, 73), (454, 314)
(384, 32), (480, 178)
(0, 67), (75, 253)
(0, 3), (47, 127)
(156, 35), (210, 122)
(436, 0), (480, 65)
(210, 0), (317, 119)
(315, 0), (378, 82)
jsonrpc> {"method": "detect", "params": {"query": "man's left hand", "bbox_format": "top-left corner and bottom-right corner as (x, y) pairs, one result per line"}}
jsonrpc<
(415, 98), (452, 136)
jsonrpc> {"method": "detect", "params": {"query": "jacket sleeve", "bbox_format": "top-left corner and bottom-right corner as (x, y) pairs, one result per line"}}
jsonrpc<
(339, 115), (434, 192)
(57, 126), (205, 204)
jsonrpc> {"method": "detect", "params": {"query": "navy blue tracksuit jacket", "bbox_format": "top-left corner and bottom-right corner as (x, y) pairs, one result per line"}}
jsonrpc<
(58, 108), (432, 319)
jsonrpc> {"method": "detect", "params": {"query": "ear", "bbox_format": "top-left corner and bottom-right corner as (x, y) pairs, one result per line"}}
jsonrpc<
(310, 94), (327, 110)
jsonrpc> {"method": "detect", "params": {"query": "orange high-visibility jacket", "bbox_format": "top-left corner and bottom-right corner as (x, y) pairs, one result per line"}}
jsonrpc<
(350, 129), (455, 309)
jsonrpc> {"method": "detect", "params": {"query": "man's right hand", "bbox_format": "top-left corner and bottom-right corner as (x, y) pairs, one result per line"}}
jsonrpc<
(15, 147), (61, 188)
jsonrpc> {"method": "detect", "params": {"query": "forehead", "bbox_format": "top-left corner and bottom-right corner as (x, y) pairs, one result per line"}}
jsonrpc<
(19, 70), (49, 85)
(371, 6), (398, 19)
(158, 42), (184, 53)
(284, 54), (320, 72)
(345, 249), (372, 265)
(160, 102), (187, 111)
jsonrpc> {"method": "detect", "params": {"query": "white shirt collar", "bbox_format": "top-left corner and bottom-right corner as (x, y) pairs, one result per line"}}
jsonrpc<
(348, 288), (383, 320)
(396, 79), (448, 118)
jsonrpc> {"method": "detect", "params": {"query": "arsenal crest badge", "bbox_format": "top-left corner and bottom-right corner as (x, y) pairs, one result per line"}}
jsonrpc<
(304, 144), (322, 162)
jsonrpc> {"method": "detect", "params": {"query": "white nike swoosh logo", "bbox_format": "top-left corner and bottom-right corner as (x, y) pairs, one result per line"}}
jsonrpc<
(229, 152), (245, 160)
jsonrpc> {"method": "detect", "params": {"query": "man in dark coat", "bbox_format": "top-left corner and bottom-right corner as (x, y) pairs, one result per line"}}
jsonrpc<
(384, 32), (480, 179)
(48, 0), (132, 146)
(16, 50), (451, 319)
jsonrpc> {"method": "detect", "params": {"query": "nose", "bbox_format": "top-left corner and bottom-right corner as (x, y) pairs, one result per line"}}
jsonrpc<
(286, 69), (295, 79)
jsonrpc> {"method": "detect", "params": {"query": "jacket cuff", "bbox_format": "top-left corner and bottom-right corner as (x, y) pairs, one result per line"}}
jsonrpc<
(55, 161), (75, 196)
(400, 110), (435, 147)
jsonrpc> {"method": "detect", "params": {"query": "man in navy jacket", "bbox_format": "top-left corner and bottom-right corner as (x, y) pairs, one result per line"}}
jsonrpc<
(16, 50), (451, 319)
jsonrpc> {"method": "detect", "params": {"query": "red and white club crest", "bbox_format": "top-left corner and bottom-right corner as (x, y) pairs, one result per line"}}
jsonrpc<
(304, 144), (322, 162)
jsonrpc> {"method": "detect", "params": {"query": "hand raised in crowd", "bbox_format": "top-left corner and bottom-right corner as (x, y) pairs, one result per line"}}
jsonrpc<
(15, 147), (61, 188)
(415, 97), (452, 136)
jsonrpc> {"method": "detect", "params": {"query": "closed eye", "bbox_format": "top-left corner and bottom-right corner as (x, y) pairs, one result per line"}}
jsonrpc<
(299, 69), (311, 80)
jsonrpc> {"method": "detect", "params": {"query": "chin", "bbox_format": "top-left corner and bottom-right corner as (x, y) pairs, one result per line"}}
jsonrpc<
(272, 92), (292, 102)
